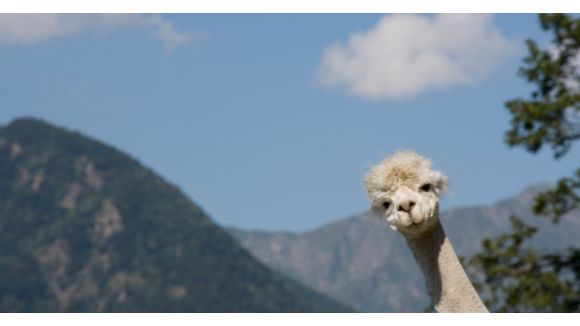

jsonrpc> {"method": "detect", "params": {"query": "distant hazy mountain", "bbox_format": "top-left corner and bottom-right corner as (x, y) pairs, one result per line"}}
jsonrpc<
(229, 186), (580, 312)
(0, 118), (351, 312)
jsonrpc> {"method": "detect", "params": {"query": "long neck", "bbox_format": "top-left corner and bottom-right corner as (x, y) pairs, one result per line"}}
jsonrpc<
(405, 218), (488, 313)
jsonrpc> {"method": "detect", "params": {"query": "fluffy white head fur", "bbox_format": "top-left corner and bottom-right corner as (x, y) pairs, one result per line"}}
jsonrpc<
(364, 151), (448, 238)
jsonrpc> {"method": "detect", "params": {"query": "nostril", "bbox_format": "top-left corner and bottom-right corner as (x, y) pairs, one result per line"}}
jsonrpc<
(398, 200), (416, 212)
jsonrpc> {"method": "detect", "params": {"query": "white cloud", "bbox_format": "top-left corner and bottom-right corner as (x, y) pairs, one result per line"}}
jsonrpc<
(0, 14), (204, 53)
(316, 14), (515, 99)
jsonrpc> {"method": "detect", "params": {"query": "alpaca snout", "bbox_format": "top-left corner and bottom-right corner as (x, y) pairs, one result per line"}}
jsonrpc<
(397, 199), (416, 213)
(398, 212), (413, 227)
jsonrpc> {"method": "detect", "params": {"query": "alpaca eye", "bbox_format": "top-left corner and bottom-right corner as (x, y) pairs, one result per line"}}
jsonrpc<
(420, 183), (432, 192)
(382, 201), (391, 209)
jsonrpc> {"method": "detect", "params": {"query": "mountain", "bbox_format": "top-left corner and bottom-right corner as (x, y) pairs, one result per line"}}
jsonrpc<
(228, 186), (580, 312)
(0, 118), (352, 312)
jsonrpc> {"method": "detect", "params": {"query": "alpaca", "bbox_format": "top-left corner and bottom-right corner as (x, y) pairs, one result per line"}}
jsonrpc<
(364, 151), (488, 313)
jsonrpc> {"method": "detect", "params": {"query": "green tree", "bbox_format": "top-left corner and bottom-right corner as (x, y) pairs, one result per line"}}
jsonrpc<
(468, 14), (580, 312)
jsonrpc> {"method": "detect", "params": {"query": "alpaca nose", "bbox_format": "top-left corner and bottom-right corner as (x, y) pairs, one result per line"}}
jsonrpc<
(398, 200), (416, 212)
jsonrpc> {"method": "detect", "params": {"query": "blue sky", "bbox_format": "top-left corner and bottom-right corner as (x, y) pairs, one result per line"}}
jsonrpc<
(0, 14), (578, 231)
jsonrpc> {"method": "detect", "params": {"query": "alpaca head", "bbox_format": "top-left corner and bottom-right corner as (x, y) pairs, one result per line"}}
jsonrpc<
(364, 151), (448, 238)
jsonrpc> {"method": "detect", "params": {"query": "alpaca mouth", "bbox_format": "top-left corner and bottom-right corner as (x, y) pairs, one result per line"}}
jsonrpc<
(396, 212), (427, 228)
(408, 221), (422, 228)
(408, 215), (430, 228)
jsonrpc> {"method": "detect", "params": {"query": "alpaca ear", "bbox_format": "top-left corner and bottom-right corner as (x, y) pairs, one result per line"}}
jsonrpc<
(434, 172), (449, 194)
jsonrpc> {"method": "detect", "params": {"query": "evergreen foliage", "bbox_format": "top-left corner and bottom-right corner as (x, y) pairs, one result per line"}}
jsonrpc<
(468, 14), (580, 312)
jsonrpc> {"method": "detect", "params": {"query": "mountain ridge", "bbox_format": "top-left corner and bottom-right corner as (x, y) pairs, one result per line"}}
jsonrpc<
(0, 117), (352, 312)
(228, 184), (580, 312)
